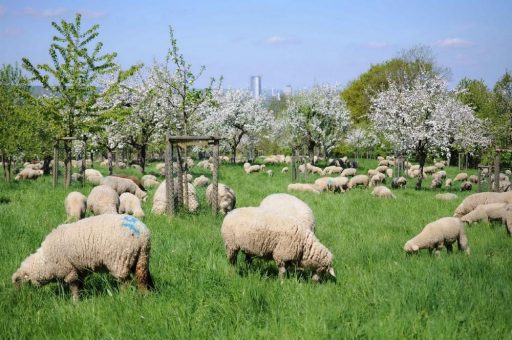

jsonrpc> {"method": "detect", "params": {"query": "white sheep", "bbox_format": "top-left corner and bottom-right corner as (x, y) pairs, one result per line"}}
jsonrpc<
(445, 178), (453, 188)
(12, 214), (153, 301)
(367, 169), (379, 177)
(391, 177), (407, 189)
(267, 170), (273, 177)
(454, 172), (468, 182)
(423, 166), (437, 175)
(143, 178), (160, 189)
(431, 177), (442, 189)
(323, 166), (343, 175)
(100, 176), (147, 201)
(460, 203), (511, 234)
(151, 180), (199, 215)
(287, 183), (321, 194)
(435, 193), (458, 201)
(85, 169), (103, 185)
(87, 185), (120, 215)
(15, 168), (43, 180)
(259, 193), (315, 232)
(192, 175), (210, 187)
(369, 173), (386, 187)
(468, 175), (479, 184)
(341, 168), (357, 177)
(206, 183), (236, 215)
(404, 217), (470, 255)
(371, 186), (395, 199)
(281, 167), (289, 173)
(386, 168), (393, 178)
(221, 207), (335, 281)
(454, 192), (512, 217)
(119, 192), (145, 218)
(348, 175), (369, 189)
(375, 165), (388, 173)
(64, 192), (87, 222)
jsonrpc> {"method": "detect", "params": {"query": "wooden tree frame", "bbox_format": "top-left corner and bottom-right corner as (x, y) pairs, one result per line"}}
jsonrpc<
(165, 135), (221, 215)
(52, 136), (87, 189)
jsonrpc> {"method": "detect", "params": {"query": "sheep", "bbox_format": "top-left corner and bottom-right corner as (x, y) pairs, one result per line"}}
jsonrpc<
(151, 180), (199, 215)
(377, 156), (385, 161)
(378, 160), (390, 167)
(434, 162), (445, 169)
(431, 177), (443, 189)
(281, 167), (289, 173)
(391, 177), (407, 189)
(193, 175), (210, 187)
(369, 173), (386, 187)
(436, 193), (458, 201)
(306, 163), (324, 176)
(348, 175), (369, 189)
(434, 171), (446, 180)
(454, 173), (468, 182)
(314, 177), (347, 193)
(131, 164), (143, 173)
(460, 181), (472, 192)
(287, 183), (321, 194)
(112, 174), (145, 190)
(409, 164), (420, 171)
(375, 165), (388, 173)
(323, 166), (343, 175)
(267, 170), (273, 177)
(341, 168), (357, 177)
(64, 192), (87, 222)
(460, 203), (508, 224)
(371, 186), (395, 199)
(386, 168), (393, 178)
(87, 185), (120, 215)
(423, 166), (437, 175)
(142, 174), (157, 182)
(453, 192), (512, 217)
(259, 193), (315, 232)
(445, 178), (453, 188)
(506, 170), (512, 176)
(468, 175), (479, 184)
(71, 173), (83, 182)
(15, 168), (43, 180)
(403, 217), (470, 255)
(368, 169), (379, 177)
(100, 176), (147, 201)
(221, 207), (335, 281)
(206, 183), (236, 215)
(12, 214), (153, 301)
(143, 178), (160, 189)
(119, 192), (145, 218)
(407, 169), (420, 178)
(85, 169), (103, 185)
(245, 164), (263, 174)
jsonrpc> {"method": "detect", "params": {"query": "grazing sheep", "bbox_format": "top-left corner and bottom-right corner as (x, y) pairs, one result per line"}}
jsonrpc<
(367, 169), (379, 177)
(409, 164), (420, 171)
(287, 183), (321, 194)
(341, 168), (357, 177)
(131, 164), (143, 173)
(377, 156), (385, 161)
(192, 175), (210, 187)
(64, 192), (87, 222)
(142, 174), (157, 181)
(348, 175), (369, 189)
(143, 178), (160, 189)
(371, 186), (395, 199)
(436, 193), (458, 201)
(15, 168), (43, 180)
(87, 185), (120, 215)
(454, 173), (468, 182)
(101, 176), (147, 201)
(119, 192), (145, 218)
(434, 162), (445, 169)
(386, 168), (393, 178)
(151, 180), (199, 215)
(378, 160), (390, 167)
(460, 181), (472, 192)
(506, 169), (512, 176)
(306, 163), (324, 176)
(221, 207), (335, 281)
(460, 203), (508, 224)
(434, 171), (447, 180)
(403, 217), (470, 255)
(323, 166), (343, 175)
(245, 164), (263, 174)
(423, 166), (437, 175)
(314, 177), (347, 193)
(391, 177), (407, 189)
(267, 170), (273, 177)
(85, 169), (103, 185)
(453, 192), (512, 217)
(112, 174), (145, 190)
(468, 175), (479, 184)
(369, 173), (386, 187)
(281, 167), (289, 173)
(206, 183), (236, 215)
(259, 193), (315, 232)
(445, 178), (453, 188)
(71, 173), (83, 182)
(407, 169), (420, 178)
(431, 177), (443, 189)
(12, 214), (153, 301)
(375, 165), (388, 173)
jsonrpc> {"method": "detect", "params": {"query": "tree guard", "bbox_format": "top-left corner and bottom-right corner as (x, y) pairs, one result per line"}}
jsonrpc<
(165, 135), (221, 215)
(52, 136), (87, 189)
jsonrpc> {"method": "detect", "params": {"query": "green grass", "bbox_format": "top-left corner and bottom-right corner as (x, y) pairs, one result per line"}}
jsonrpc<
(1, 160), (511, 339)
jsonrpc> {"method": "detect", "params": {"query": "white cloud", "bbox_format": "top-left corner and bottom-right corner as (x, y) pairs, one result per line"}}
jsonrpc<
(362, 41), (390, 49)
(263, 35), (300, 45)
(0, 5), (6, 16)
(0, 27), (23, 37)
(435, 38), (474, 48)
(77, 9), (107, 19)
(22, 7), (67, 18)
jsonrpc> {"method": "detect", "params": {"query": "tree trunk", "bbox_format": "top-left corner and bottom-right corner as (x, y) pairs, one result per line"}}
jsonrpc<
(108, 149), (113, 175)
(1, 151), (6, 181)
(231, 144), (237, 164)
(7, 157), (12, 182)
(308, 141), (315, 165)
(90, 151), (94, 168)
(64, 142), (72, 188)
(415, 147), (426, 190)
(43, 155), (52, 175)
(140, 144), (147, 173)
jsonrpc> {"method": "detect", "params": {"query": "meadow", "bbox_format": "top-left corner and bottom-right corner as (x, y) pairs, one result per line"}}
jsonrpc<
(0, 159), (511, 339)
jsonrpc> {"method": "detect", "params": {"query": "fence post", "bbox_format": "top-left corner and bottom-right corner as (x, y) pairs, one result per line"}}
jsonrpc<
(165, 135), (174, 215)
(53, 140), (58, 189)
(494, 149), (501, 192)
(212, 139), (220, 215)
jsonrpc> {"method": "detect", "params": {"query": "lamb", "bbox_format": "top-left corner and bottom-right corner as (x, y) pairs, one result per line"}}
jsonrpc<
(87, 185), (120, 215)
(15, 168), (43, 180)
(64, 192), (87, 222)
(288, 183), (321, 194)
(369, 173), (386, 187)
(375, 165), (388, 173)
(460, 203), (509, 225)
(391, 177), (407, 189)
(386, 168), (393, 178)
(445, 178), (453, 188)
(453, 191), (512, 217)
(281, 167), (289, 173)
(431, 177), (442, 189)
(206, 183), (236, 215)
(221, 207), (335, 281)
(85, 169), (103, 185)
(403, 217), (470, 255)
(341, 168), (357, 177)
(267, 170), (273, 177)
(348, 175), (369, 189)
(434, 171), (446, 180)
(454, 172), (468, 182)
(12, 214), (153, 301)
(435, 193), (458, 201)
(460, 181), (472, 192)
(306, 164), (324, 176)
(468, 175), (479, 184)
(371, 186), (395, 199)
(119, 192), (145, 218)
(100, 176), (147, 201)
(151, 180), (199, 215)
(193, 175), (210, 187)
(142, 174), (157, 182)
(131, 164), (143, 173)
(259, 193), (315, 232)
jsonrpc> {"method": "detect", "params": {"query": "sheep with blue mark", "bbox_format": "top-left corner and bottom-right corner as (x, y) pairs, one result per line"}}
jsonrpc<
(12, 214), (154, 301)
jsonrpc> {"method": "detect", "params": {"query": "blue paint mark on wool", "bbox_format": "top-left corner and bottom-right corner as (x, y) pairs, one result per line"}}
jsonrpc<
(121, 215), (143, 236)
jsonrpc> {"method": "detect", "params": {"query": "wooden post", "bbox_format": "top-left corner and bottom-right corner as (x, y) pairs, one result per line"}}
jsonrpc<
(53, 141), (58, 189)
(291, 150), (297, 182)
(176, 146), (183, 208)
(165, 135), (174, 215)
(212, 139), (220, 214)
(81, 136), (87, 187)
(494, 149), (501, 192)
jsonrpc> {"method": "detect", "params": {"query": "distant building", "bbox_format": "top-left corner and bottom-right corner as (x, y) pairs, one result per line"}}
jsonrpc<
(283, 85), (293, 97)
(250, 76), (261, 98)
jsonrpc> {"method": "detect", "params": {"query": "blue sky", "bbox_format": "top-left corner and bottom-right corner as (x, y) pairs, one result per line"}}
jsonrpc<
(0, 1), (511, 90)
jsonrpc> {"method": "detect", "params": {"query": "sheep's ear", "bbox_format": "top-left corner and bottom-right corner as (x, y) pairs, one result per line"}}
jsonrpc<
(328, 267), (336, 278)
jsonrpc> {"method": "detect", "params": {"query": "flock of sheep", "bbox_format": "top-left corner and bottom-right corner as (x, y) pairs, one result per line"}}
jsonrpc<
(10, 155), (512, 301)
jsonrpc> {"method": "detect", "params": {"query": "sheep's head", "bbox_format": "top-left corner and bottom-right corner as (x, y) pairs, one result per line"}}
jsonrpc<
(12, 253), (46, 287)
(403, 241), (419, 253)
(136, 188), (148, 202)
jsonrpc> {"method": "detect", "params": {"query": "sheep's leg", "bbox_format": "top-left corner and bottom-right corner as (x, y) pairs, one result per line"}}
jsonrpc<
(458, 232), (470, 255)
(226, 247), (239, 266)
(276, 261), (287, 279)
(244, 253), (253, 266)
(64, 270), (81, 302)
(135, 247), (154, 291)
(506, 215), (512, 236)
(446, 243), (453, 254)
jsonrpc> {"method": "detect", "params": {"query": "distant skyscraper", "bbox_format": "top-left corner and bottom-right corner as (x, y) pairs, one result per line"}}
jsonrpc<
(250, 76), (261, 98)
(283, 85), (293, 97)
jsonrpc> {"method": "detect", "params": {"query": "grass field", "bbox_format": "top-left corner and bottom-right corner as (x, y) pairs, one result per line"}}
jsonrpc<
(1, 159), (511, 339)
